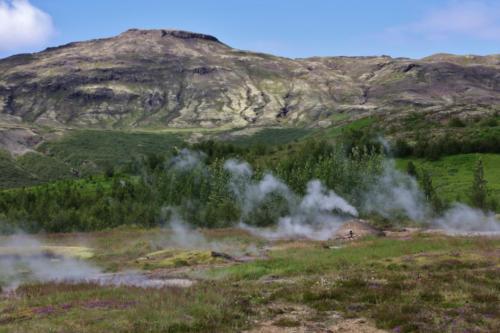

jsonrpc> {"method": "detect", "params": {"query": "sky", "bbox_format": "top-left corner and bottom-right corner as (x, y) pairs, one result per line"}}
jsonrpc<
(0, 0), (499, 59)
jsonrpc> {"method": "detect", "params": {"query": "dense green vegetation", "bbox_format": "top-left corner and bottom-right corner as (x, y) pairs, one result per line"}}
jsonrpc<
(394, 127), (500, 160)
(0, 116), (499, 233)
(17, 152), (74, 182)
(38, 130), (187, 174)
(0, 124), (499, 233)
(321, 114), (500, 160)
(0, 150), (39, 188)
(0, 140), (383, 233)
(0, 122), (498, 332)
(0, 130), (187, 189)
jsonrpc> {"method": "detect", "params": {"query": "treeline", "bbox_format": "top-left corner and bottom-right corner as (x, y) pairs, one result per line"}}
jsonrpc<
(337, 114), (500, 160)
(1, 132), (497, 233)
(0, 140), (383, 233)
(394, 134), (500, 160)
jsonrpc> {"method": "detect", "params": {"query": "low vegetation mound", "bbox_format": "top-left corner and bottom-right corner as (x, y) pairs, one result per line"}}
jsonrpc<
(335, 219), (385, 239)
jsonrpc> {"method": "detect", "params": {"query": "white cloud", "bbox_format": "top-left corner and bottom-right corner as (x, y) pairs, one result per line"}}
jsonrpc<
(0, 0), (54, 51)
(386, 1), (500, 42)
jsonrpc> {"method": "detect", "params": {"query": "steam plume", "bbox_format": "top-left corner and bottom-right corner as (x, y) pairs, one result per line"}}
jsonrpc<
(161, 207), (258, 256)
(433, 203), (500, 234)
(0, 233), (196, 291)
(362, 161), (429, 221)
(225, 159), (358, 240)
(224, 159), (295, 216)
(170, 149), (205, 170)
(361, 160), (500, 233)
(0, 234), (101, 291)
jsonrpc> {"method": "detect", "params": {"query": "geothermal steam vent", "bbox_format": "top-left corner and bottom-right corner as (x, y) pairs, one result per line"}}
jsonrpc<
(335, 219), (385, 239)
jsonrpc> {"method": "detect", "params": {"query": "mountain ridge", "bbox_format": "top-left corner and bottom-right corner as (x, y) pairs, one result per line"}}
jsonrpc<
(0, 29), (499, 132)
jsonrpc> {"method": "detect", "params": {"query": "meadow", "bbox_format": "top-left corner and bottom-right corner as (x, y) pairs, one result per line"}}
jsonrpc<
(1, 228), (498, 333)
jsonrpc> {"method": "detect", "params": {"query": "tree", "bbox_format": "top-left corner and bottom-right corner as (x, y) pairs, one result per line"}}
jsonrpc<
(420, 169), (443, 212)
(406, 161), (418, 178)
(448, 117), (466, 128)
(394, 139), (412, 157)
(469, 159), (488, 209)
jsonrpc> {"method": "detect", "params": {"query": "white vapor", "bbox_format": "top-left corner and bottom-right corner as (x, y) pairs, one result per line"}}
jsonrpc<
(433, 203), (500, 234)
(0, 0), (54, 51)
(300, 180), (358, 217)
(161, 207), (258, 256)
(0, 234), (101, 291)
(170, 149), (205, 170)
(362, 161), (429, 221)
(164, 208), (209, 249)
(224, 159), (294, 216)
(225, 159), (358, 240)
(242, 180), (358, 240)
(361, 159), (500, 234)
(0, 233), (196, 291)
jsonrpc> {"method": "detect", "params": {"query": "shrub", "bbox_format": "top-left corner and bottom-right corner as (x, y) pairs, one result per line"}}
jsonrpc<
(448, 117), (466, 128)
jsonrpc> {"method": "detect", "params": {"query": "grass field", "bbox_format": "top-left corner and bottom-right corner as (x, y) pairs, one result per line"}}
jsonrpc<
(396, 154), (500, 204)
(1, 228), (499, 332)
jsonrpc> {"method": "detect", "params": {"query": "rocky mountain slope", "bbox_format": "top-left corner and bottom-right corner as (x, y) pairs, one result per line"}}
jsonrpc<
(0, 29), (499, 131)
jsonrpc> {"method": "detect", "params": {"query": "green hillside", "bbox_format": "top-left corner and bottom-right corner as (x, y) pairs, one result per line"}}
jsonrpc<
(38, 130), (187, 172)
(396, 154), (500, 205)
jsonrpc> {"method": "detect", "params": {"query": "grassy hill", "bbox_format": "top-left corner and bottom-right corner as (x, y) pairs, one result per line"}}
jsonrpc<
(0, 130), (187, 188)
(396, 154), (500, 205)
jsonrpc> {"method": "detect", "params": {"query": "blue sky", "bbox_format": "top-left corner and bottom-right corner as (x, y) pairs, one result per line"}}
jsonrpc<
(1, 0), (499, 59)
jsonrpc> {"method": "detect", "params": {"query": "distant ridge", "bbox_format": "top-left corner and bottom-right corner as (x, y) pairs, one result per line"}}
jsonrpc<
(0, 29), (498, 130)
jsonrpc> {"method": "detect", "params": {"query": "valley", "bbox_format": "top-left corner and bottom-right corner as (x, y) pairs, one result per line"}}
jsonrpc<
(0, 21), (499, 333)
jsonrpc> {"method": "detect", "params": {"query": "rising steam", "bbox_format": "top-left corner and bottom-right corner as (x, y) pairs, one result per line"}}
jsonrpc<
(362, 160), (500, 233)
(161, 206), (258, 256)
(362, 161), (429, 221)
(0, 234), (101, 291)
(0, 233), (194, 292)
(240, 180), (358, 240)
(224, 159), (358, 240)
(170, 148), (206, 170)
(224, 159), (294, 216)
(433, 203), (500, 234)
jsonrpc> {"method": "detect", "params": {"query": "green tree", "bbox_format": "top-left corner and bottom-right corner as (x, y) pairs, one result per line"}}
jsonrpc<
(469, 159), (488, 209)
(406, 161), (418, 178)
(421, 169), (443, 212)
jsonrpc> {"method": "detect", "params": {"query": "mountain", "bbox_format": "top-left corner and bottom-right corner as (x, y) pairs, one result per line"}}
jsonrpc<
(1, 29), (499, 132)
